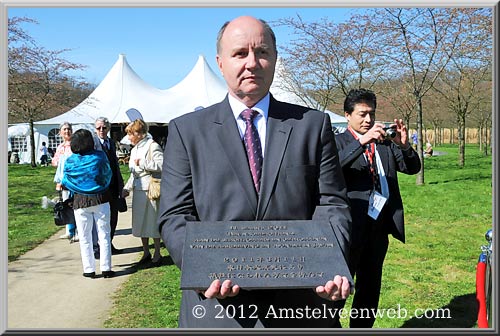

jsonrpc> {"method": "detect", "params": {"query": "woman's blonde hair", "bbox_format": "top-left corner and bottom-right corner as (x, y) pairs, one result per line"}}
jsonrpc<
(125, 119), (148, 135)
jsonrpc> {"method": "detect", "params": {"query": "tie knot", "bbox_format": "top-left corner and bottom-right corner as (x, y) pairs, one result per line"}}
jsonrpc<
(240, 109), (259, 123)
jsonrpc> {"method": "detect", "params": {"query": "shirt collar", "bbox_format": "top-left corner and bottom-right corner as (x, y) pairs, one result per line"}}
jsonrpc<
(228, 93), (270, 121)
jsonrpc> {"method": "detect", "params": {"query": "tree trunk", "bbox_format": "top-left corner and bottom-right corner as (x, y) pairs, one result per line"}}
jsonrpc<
(416, 95), (424, 185)
(483, 125), (489, 156)
(457, 114), (466, 167)
(29, 118), (37, 168)
(478, 125), (483, 153)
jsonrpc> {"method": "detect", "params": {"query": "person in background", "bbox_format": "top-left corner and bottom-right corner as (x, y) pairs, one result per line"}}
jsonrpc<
(157, 16), (352, 328)
(424, 142), (434, 157)
(93, 117), (125, 256)
(335, 88), (421, 328)
(52, 122), (78, 242)
(39, 141), (49, 166)
(61, 129), (114, 279)
(411, 131), (418, 150)
(122, 119), (163, 265)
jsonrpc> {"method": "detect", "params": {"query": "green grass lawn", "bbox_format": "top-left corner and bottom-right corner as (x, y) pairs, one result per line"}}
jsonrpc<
(7, 144), (492, 328)
(7, 164), (61, 261)
(7, 164), (131, 261)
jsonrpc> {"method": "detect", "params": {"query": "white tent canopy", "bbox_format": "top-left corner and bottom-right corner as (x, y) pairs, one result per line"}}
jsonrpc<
(8, 124), (35, 137)
(35, 54), (228, 126)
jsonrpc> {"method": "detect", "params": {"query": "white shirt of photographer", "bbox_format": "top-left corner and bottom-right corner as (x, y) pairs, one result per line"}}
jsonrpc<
(368, 145), (389, 220)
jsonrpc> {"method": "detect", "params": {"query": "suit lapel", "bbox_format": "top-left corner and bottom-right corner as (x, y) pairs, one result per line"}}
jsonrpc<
(213, 99), (258, 214)
(345, 131), (367, 169)
(256, 100), (292, 219)
(376, 142), (390, 174)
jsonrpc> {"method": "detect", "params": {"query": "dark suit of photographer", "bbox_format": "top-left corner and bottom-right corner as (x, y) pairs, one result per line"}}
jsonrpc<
(335, 89), (421, 328)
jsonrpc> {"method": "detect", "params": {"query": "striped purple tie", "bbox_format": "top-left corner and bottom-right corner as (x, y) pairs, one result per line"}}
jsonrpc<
(240, 109), (263, 193)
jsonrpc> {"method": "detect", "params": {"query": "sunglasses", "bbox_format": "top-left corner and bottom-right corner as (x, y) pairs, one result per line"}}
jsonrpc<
(96, 127), (108, 130)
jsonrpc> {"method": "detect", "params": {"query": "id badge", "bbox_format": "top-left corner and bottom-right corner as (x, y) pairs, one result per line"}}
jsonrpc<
(368, 190), (387, 220)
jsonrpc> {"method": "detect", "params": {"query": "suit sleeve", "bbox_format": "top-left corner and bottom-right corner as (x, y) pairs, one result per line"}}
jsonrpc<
(312, 114), (352, 260)
(390, 143), (421, 175)
(157, 120), (198, 269)
(336, 134), (365, 168)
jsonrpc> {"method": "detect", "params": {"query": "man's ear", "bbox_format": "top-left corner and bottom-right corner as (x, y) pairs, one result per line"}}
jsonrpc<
(216, 55), (223, 76)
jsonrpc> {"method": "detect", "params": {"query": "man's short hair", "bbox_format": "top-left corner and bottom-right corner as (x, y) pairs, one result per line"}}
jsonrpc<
(343, 88), (377, 114)
(95, 117), (111, 130)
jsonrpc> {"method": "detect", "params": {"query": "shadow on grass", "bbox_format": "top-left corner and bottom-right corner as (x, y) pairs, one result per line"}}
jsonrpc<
(132, 255), (175, 271)
(427, 175), (491, 185)
(401, 293), (477, 328)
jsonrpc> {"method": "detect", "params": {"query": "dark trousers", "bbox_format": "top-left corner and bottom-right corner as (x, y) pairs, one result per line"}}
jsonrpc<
(108, 197), (119, 239)
(348, 216), (389, 328)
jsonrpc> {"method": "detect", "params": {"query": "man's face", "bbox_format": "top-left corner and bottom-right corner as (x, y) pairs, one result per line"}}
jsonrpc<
(216, 16), (277, 107)
(345, 103), (376, 135)
(95, 120), (108, 139)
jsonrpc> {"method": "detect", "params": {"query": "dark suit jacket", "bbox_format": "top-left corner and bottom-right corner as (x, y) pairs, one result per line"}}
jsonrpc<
(158, 95), (352, 328)
(335, 131), (421, 243)
(103, 139), (124, 198)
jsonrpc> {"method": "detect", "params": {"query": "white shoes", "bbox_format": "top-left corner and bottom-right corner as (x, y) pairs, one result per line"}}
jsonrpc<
(60, 233), (79, 243)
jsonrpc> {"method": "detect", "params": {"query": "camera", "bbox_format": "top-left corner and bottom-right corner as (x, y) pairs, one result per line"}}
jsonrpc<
(383, 126), (397, 139)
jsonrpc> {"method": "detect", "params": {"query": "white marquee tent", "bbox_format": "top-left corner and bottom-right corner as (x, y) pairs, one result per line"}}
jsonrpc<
(35, 53), (227, 126)
(10, 54), (346, 163)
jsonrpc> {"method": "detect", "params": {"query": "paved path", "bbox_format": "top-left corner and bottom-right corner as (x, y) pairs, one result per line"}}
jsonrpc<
(8, 198), (142, 329)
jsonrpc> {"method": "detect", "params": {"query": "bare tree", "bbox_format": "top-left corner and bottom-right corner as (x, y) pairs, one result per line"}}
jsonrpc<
(377, 76), (417, 132)
(368, 8), (464, 185)
(8, 17), (86, 167)
(422, 89), (453, 146)
(274, 14), (385, 111)
(469, 81), (493, 156)
(431, 8), (492, 166)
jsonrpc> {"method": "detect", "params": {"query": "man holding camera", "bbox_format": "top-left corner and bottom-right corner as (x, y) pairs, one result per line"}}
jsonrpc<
(334, 88), (421, 328)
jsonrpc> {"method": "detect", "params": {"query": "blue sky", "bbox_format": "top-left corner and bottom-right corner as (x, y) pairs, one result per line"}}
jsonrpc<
(8, 7), (357, 89)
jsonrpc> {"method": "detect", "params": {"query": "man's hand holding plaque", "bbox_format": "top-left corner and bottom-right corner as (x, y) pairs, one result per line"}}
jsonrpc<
(199, 275), (351, 301)
(315, 275), (352, 301)
(197, 279), (241, 299)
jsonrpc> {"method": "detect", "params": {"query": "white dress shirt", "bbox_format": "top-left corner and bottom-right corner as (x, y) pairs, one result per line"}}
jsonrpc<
(228, 93), (269, 158)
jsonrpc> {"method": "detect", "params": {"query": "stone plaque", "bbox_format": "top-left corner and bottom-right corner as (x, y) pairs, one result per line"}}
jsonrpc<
(180, 220), (353, 290)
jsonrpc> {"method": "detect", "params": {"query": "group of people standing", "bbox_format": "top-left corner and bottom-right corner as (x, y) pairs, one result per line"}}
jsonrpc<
(52, 118), (164, 279)
(50, 14), (422, 329)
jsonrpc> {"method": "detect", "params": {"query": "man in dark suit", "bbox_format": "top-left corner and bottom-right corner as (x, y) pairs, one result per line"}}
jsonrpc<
(158, 16), (352, 328)
(94, 117), (125, 255)
(335, 88), (421, 328)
